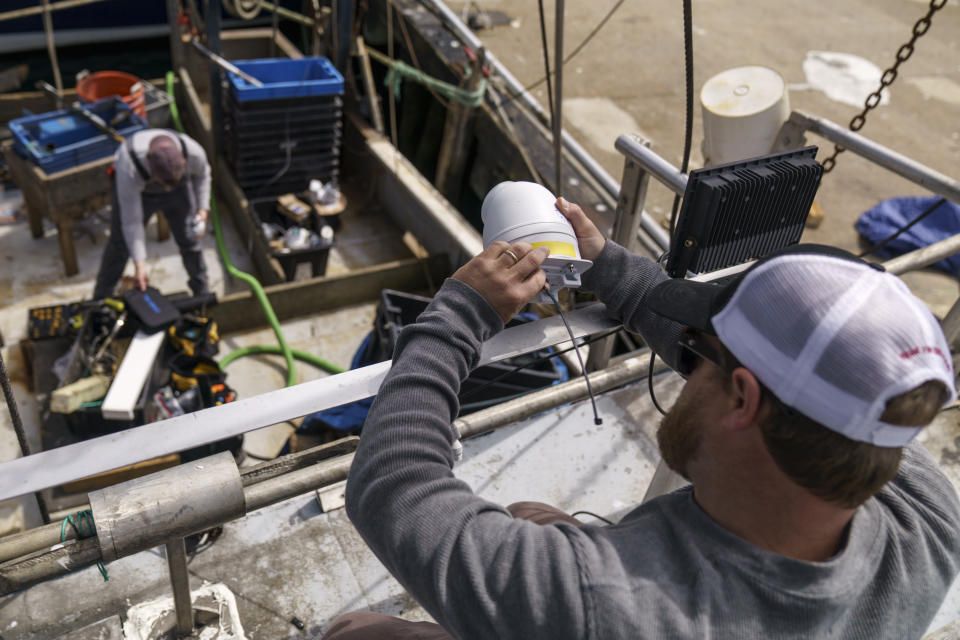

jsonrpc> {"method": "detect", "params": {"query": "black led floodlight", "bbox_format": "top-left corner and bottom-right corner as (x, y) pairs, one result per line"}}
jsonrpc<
(666, 146), (823, 278)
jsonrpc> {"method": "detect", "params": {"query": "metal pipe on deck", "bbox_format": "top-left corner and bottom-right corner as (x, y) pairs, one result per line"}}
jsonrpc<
(882, 232), (960, 276)
(776, 111), (960, 205)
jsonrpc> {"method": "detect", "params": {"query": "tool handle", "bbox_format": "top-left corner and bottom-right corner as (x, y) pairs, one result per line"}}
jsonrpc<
(190, 39), (264, 87)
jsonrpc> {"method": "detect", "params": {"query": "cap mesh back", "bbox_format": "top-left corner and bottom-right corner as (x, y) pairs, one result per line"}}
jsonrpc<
(712, 254), (956, 445)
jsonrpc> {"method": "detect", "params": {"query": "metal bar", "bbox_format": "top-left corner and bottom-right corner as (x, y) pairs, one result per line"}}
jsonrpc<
(0, 305), (619, 501)
(41, 0), (63, 94)
(244, 454), (354, 511)
(457, 353), (667, 440)
(0, 520), (69, 564)
(785, 111), (960, 204)
(166, 538), (194, 636)
(261, 1), (315, 27)
(553, 0), (564, 196)
(0, 0), (108, 23)
(615, 134), (688, 197)
(0, 439), (358, 564)
(190, 39), (264, 87)
(240, 437), (358, 486)
(881, 232), (960, 275)
(0, 351), (49, 524)
(586, 146), (654, 372)
(0, 538), (102, 594)
(418, 0), (669, 252)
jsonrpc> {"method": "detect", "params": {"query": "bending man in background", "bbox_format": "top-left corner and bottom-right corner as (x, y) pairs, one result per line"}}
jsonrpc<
(93, 129), (211, 299)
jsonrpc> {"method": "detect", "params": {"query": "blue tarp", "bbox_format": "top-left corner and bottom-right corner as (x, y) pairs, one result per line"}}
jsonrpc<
(855, 196), (960, 276)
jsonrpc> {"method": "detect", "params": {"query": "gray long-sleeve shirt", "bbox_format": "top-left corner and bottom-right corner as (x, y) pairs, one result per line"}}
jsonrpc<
(114, 129), (211, 262)
(345, 241), (960, 639)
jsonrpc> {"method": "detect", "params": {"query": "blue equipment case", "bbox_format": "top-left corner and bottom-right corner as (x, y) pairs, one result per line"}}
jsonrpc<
(9, 97), (147, 174)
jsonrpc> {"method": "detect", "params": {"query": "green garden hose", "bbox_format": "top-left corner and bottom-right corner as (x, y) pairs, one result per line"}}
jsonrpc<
(165, 71), (345, 381)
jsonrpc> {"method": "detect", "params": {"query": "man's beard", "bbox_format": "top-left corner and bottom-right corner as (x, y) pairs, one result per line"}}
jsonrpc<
(656, 389), (705, 481)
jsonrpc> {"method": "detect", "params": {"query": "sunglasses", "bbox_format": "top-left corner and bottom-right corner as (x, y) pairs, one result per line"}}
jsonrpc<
(676, 332), (734, 380)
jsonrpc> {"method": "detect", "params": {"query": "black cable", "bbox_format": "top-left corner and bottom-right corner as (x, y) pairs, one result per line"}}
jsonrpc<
(459, 325), (622, 402)
(546, 287), (602, 425)
(536, 0), (555, 127)
(668, 0), (694, 236)
(647, 350), (667, 415)
(571, 510), (613, 525)
(858, 198), (947, 258)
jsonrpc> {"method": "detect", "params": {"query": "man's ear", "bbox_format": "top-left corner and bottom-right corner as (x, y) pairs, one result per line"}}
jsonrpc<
(724, 368), (764, 431)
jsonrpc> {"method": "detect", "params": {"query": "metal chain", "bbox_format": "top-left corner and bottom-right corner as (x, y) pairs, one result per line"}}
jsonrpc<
(821, 0), (947, 173)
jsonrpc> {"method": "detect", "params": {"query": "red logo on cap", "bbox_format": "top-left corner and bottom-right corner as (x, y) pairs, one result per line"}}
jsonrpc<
(900, 345), (950, 371)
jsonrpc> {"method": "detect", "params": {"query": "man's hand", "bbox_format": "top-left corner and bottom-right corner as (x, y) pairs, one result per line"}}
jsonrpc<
(556, 197), (605, 261)
(134, 260), (149, 291)
(452, 242), (549, 324)
(195, 208), (209, 237)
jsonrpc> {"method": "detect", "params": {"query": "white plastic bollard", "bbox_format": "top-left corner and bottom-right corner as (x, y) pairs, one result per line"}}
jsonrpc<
(700, 66), (790, 167)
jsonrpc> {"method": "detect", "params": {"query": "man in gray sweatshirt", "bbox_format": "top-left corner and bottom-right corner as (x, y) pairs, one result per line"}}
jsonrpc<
(326, 199), (960, 639)
(93, 129), (211, 299)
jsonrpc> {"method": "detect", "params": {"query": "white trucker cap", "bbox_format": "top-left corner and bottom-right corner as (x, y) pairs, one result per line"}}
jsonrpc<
(647, 244), (957, 447)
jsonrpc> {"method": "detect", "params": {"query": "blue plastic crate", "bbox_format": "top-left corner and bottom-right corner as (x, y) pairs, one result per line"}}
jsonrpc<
(226, 57), (344, 102)
(9, 97), (147, 174)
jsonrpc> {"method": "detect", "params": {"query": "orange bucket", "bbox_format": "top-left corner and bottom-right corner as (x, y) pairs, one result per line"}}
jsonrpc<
(76, 71), (147, 120)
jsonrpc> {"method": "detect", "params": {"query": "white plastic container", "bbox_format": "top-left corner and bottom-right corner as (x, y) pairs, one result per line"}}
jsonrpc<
(700, 66), (790, 166)
(480, 181), (591, 295)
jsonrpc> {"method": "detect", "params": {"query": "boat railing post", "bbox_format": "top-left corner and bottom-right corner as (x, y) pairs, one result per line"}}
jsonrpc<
(586, 136), (655, 372)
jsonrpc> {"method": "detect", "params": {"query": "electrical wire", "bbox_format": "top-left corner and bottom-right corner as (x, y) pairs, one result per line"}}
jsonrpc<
(570, 510), (613, 525)
(858, 197), (947, 259)
(668, 0), (694, 236)
(545, 288), (602, 425)
(647, 350), (667, 415)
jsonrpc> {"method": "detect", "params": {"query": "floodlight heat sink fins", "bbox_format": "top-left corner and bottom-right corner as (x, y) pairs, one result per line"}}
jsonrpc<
(666, 146), (823, 278)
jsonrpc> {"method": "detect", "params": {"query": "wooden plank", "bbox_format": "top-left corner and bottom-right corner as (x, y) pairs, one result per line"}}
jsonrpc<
(211, 253), (450, 334)
(61, 454), (180, 494)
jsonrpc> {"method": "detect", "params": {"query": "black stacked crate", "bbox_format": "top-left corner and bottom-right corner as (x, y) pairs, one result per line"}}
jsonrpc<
(221, 57), (344, 198)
